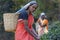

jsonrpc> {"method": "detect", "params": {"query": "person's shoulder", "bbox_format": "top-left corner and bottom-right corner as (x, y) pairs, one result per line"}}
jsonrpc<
(43, 19), (48, 24)
(16, 8), (26, 14)
(44, 17), (48, 21)
(44, 19), (48, 21)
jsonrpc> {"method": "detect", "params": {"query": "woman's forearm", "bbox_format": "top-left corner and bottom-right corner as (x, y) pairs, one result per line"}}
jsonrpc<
(31, 27), (38, 37)
(24, 26), (38, 39)
(24, 20), (38, 39)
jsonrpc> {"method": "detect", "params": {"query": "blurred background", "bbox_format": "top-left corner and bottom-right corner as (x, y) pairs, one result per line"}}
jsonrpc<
(0, 0), (60, 40)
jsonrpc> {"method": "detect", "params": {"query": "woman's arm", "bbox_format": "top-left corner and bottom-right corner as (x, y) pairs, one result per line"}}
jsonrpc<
(31, 27), (39, 37)
(31, 28), (40, 40)
(24, 20), (39, 40)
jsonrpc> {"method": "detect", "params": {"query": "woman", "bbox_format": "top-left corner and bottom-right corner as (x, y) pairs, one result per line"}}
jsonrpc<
(15, 1), (39, 40)
(36, 12), (48, 37)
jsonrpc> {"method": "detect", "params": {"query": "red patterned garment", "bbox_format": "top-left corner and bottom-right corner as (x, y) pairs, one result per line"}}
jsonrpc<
(15, 13), (34, 40)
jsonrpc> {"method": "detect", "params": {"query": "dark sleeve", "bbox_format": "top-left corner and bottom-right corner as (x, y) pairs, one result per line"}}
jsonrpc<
(18, 13), (28, 20)
(16, 8), (28, 20)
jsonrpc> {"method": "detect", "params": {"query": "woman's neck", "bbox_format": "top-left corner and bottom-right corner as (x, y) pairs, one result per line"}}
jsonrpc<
(41, 18), (44, 20)
(26, 10), (32, 15)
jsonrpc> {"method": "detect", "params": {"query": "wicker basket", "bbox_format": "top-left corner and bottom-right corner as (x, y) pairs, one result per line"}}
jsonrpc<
(3, 13), (19, 32)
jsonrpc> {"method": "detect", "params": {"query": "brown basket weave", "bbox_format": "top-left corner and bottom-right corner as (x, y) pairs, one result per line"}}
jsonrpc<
(3, 13), (19, 32)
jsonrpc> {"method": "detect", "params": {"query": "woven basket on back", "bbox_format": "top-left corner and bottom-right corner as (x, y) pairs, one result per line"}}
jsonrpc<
(3, 13), (19, 32)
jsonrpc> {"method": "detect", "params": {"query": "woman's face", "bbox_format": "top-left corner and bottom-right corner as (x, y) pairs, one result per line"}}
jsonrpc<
(41, 15), (45, 20)
(29, 4), (38, 13)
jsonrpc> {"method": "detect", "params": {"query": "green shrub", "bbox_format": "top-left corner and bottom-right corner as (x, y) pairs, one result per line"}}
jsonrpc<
(40, 21), (60, 40)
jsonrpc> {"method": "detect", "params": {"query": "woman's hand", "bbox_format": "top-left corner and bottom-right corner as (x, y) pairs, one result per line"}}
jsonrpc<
(35, 36), (40, 40)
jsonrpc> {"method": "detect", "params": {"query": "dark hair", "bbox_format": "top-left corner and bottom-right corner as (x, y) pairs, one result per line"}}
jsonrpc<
(26, 3), (38, 10)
